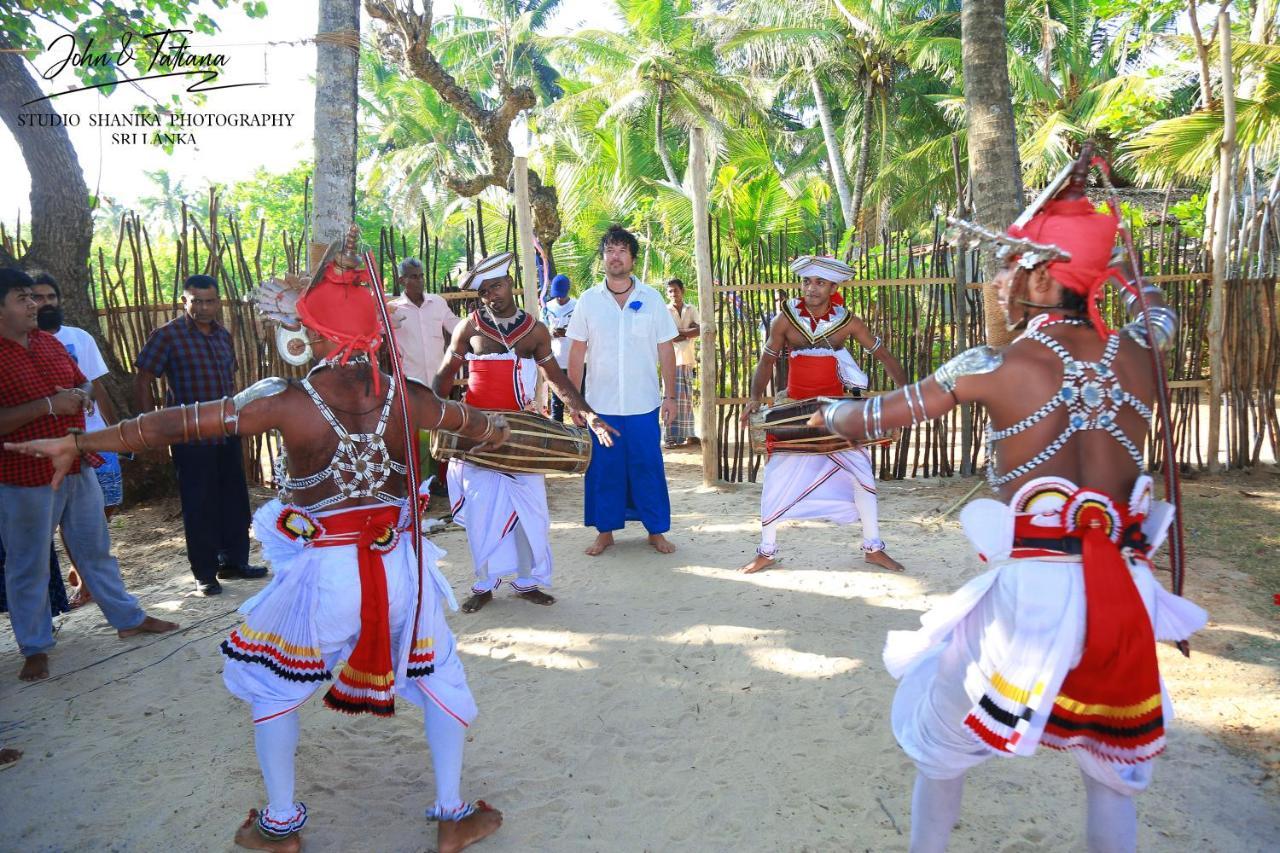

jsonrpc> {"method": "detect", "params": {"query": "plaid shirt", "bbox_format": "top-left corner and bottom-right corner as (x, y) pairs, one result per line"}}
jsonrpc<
(0, 331), (89, 487)
(135, 314), (238, 446)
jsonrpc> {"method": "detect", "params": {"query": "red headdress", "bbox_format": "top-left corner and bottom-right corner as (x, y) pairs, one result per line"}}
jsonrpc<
(294, 227), (387, 386)
(1006, 197), (1127, 337)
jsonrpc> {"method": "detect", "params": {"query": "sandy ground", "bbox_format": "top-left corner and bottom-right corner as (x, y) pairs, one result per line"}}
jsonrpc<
(1, 450), (1277, 852)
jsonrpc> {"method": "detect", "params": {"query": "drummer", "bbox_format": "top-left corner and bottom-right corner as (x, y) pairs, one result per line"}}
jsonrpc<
(432, 252), (617, 612)
(739, 255), (908, 574)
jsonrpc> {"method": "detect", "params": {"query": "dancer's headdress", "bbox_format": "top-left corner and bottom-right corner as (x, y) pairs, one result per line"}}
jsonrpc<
(462, 251), (514, 290)
(249, 225), (386, 380)
(790, 255), (854, 306)
(946, 148), (1134, 336)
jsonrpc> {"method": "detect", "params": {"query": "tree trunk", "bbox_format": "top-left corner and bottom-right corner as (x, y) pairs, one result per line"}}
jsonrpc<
(655, 85), (680, 186)
(312, 0), (360, 245)
(961, 0), (1024, 348)
(1207, 11), (1237, 473)
(0, 43), (137, 416)
(848, 82), (874, 237)
(805, 54), (855, 229)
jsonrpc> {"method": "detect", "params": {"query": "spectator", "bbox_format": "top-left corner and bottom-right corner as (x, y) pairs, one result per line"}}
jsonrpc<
(567, 225), (679, 556)
(389, 257), (460, 494)
(663, 278), (700, 447)
(0, 536), (70, 616)
(540, 274), (576, 422)
(0, 267), (176, 680)
(135, 274), (264, 596)
(31, 273), (120, 606)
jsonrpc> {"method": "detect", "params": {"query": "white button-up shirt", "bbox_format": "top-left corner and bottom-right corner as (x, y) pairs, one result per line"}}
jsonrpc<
(567, 279), (678, 416)
(389, 293), (461, 383)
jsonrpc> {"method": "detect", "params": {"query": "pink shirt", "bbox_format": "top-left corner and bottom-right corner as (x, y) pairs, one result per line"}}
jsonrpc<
(389, 293), (460, 382)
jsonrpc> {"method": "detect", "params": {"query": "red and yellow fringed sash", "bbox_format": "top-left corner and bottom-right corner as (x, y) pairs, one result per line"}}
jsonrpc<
(964, 485), (1166, 764)
(310, 504), (405, 717)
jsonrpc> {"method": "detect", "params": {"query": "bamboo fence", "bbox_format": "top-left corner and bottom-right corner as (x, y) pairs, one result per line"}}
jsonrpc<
(6, 197), (1274, 485)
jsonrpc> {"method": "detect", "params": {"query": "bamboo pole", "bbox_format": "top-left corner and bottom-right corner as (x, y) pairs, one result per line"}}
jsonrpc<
(512, 157), (539, 315)
(1207, 11), (1236, 473)
(691, 127), (719, 486)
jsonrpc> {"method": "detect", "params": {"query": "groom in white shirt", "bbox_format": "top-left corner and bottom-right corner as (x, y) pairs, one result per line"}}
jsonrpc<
(567, 225), (679, 556)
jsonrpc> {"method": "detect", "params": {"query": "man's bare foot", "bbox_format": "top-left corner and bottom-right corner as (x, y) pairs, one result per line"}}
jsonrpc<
(233, 810), (302, 852)
(865, 550), (906, 572)
(67, 570), (94, 608)
(19, 654), (48, 681)
(117, 615), (179, 639)
(740, 554), (776, 574)
(647, 533), (676, 554)
(585, 531), (614, 556)
(0, 747), (21, 769)
(437, 802), (503, 853)
(461, 591), (493, 613)
(514, 588), (555, 606)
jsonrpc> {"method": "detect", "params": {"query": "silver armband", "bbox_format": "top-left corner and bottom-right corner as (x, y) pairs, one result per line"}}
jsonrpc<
(226, 377), (289, 435)
(1122, 305), (1178, 352)
(933, 346), (1004, 394)
(866, 336), (883, 354)
(763, 343), (781, 358)
(536, 352), (556, 365)
(1122, 284), (1165, 311)
(232, 377), (290, 410)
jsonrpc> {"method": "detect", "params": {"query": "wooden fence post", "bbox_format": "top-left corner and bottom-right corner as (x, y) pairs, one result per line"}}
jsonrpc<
(690, 127), (718, 487)
(1207, 10), (1235, 473)
(513, 156), (540, 315)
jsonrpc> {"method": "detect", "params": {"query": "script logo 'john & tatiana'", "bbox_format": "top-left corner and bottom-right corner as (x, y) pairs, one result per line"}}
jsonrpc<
(30, 28), (254, 105)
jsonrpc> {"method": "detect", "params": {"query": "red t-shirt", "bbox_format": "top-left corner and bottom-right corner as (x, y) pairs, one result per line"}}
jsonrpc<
(0, 331), (88, 486)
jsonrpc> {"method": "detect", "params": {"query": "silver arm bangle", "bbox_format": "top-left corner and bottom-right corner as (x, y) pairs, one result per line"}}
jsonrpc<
(904, 385), (919, 425)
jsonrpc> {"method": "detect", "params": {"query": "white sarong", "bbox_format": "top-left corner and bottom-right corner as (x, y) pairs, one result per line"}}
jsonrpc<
(758, 446), (882, 553)
(447, 460), (553, 594)
(883, 484), (1207, 796)
(222, 499), (476, 726)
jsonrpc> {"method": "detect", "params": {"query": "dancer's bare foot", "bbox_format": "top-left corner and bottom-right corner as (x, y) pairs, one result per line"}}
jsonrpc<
(647, 533), (676, 554)
(117, 615), (179, 639)
(740, 554), (776, 574)
(864, 550), (905, 572)
(437, 802), (503, 853)
(461, 591), (493, 613)
(233, 810), (302, 852)
(19, 653), (48, 681)
(0, 747), (21, 769)
(514, 588), (555, 606)
(585, 532), (614, 556)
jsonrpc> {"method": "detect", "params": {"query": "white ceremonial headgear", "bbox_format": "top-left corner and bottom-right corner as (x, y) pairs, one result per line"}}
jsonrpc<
(789, 255), (855, 283)
(462, 251), (515, 290)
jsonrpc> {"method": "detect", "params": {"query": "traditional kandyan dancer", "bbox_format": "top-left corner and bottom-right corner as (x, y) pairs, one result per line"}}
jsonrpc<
(432, 252), (617, 613)
(811, 152), (1207, 852)
(8, 229), (509, 853)
(739, 255), (909, 574)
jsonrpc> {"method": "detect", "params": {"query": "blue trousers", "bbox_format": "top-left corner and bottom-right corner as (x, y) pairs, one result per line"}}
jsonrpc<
(0, 537), (69, 617)
(0, 471), (145, 656)
(171, 437), (252, 583)
(584, 408), (671, 535)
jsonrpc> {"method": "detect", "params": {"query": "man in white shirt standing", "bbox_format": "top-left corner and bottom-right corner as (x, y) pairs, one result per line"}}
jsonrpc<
(540, 274), (576, 422)
(390, 258), (460, 493)
(663, 278), (700, 447)
(568, 225), (680, 556)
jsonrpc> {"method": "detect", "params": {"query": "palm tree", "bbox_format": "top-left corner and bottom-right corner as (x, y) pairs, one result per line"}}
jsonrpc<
(553, 0), (763, 187)
(314, 0), (360, 244)
(961, 0), (1024, 347)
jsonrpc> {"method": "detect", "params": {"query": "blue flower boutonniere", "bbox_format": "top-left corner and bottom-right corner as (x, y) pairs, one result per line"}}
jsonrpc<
(628, 300), (643, 312)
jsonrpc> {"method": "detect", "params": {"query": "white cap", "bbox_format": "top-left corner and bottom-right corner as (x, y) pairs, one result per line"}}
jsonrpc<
(462, 251), (514, 290)
(789, 255), (855, 283)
